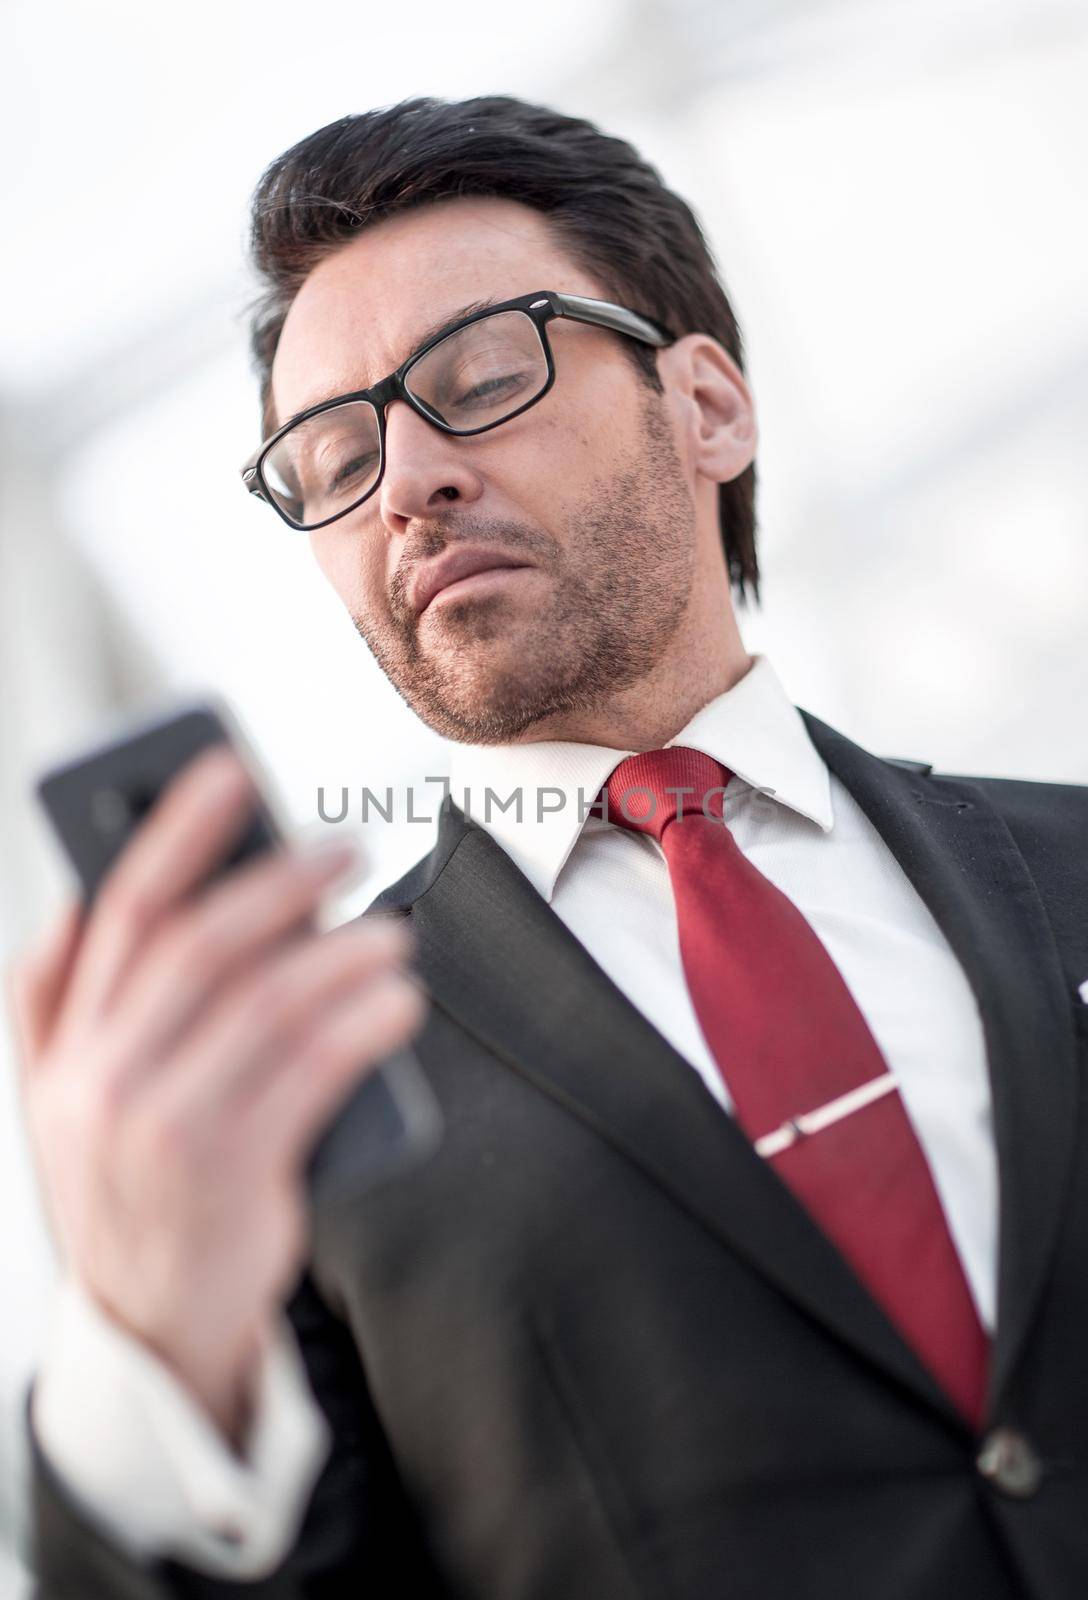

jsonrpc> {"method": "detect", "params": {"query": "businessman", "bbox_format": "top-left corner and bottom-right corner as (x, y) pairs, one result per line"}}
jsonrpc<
(11, 95), (1088, 1599)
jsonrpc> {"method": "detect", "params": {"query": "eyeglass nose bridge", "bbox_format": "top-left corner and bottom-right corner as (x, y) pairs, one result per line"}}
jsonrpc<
(364, 375), (467, 510)
(368, 367), (450, 439)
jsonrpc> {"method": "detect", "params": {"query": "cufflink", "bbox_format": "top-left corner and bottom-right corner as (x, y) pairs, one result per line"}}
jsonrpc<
(209, 1520), (245, 1546)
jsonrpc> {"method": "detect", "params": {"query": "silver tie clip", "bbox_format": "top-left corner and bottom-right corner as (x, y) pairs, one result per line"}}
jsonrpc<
(753, 1073), (900, 1159)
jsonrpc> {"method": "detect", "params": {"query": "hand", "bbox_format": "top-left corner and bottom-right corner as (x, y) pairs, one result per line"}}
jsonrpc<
(7, 746), (427, 1449)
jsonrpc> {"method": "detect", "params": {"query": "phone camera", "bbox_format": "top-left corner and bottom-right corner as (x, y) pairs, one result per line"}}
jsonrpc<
(89, 786), (154, 833)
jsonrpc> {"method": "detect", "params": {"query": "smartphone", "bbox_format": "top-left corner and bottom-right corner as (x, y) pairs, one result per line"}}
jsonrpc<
(35, 700), (442, 1206)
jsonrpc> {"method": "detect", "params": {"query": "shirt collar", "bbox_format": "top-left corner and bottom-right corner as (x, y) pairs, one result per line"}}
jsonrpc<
(446, 652), (834, 903)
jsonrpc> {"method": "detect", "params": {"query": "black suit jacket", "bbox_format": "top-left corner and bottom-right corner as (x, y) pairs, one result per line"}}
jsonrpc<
(28, 709), (1088, 1599)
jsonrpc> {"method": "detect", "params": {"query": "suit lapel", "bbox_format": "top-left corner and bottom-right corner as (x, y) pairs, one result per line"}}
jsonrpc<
(379, 811), (943, 1426)
(799, 710), (1080, 1415)
(375, 708), (1077, 1430)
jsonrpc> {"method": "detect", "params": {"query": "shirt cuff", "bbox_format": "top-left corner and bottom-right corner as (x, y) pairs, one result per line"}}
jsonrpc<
(31, 1277), (331, 1580)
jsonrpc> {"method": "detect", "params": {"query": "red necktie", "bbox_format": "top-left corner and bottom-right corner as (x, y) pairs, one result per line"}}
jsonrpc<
(599, 746), (989, 1429)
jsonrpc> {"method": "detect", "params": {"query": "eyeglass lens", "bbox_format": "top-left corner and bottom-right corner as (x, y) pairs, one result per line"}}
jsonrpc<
(260, 309), (549, 528)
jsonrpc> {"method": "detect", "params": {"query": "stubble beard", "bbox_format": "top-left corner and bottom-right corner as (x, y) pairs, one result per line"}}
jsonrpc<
(353, 397), (696, 744)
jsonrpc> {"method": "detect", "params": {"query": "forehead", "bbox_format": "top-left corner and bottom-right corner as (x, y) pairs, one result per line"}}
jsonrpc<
(270, 196), (602, 426)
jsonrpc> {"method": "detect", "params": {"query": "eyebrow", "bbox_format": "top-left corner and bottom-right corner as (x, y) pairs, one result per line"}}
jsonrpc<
(270, 296), (499, 436)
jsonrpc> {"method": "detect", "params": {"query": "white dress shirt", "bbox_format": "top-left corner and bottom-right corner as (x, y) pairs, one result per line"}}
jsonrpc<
(32, 651), (1000, 1579)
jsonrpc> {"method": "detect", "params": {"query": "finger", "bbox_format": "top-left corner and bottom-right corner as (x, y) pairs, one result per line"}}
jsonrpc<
(6, 900), (86, 1066)
(138, 917), (416, 1122)
(248, 967), (429, 1165)
(108, 838), (363, 1074)
(62, 747), (259, 1026)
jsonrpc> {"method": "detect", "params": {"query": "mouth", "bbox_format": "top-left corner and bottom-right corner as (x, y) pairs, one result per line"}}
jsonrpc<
(410, 546), (536, 616)
(420, 563), (534, 614)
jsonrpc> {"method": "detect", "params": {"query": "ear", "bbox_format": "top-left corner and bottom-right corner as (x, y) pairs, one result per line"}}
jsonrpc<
(658, 334), (758, 484)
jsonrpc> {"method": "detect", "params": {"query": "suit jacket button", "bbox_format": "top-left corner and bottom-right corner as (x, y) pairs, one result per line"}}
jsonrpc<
(976, 1427), (1043, 1498)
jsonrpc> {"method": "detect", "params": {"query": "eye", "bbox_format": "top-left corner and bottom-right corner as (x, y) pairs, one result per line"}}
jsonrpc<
(454, 372), (527, 407)
(405, 311), (547, 425)
(328, 448), (379, 489)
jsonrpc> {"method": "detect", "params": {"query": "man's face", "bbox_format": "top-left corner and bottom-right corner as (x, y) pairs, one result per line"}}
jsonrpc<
(271, 197), (699, 744)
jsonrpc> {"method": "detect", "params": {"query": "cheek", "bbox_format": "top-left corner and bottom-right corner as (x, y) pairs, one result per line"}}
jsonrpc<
(308, 528), (386, 617)
(549, 371), (644, 479)
(505, 404), (612, 504)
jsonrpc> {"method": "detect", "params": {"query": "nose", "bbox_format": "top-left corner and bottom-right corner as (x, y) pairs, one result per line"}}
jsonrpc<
(376, 399), (484, 536)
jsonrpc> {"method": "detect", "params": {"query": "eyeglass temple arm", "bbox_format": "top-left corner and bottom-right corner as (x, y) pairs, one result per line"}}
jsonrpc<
(551, 292), (673, 348)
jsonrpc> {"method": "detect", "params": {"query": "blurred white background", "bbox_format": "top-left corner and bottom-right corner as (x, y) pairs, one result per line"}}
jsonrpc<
(2, 0), (1086, 1588)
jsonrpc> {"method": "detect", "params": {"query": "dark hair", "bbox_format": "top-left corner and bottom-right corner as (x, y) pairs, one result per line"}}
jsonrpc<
(246, 95), (760, 607)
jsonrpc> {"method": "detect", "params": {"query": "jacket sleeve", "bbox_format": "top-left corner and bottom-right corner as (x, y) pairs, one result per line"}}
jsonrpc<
(31, 1280), (329, 1579)
(26, 1269), (452, 1599)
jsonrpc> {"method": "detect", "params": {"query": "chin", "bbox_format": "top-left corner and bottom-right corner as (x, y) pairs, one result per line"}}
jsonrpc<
(423, 614), (540, 681)
(409, 651), (580, 744)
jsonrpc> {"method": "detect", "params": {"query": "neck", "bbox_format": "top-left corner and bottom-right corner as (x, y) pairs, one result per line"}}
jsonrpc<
(513, 615), (754, 753)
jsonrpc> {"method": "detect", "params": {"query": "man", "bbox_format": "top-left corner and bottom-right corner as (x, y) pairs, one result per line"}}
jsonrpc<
(10, 95), (1088, 1599)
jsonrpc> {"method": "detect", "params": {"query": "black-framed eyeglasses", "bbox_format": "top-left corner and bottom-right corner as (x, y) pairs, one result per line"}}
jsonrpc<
(239, 289), (674, 531)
